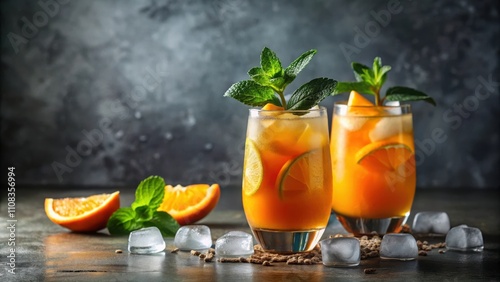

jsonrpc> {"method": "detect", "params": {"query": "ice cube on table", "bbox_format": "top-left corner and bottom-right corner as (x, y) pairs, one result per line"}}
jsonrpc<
(380, 233), (418, 260)
(320, 237), (360, 267)
(174, 225), (212, 251)
(128, 227), (166, 254)
(445, 225), (484, 252)
(215, 231), (254, 257)
(412, 211), (451, 234)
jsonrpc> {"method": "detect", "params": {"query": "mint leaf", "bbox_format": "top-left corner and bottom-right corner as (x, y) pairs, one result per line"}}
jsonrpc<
(107, 207), (141, 235)
(352, 62), (372, 82)
(333, 81), (375, 95)
(372, 57), (382, 73)
(224, 80), (276, 107)
(144, 211), (180, 237)
(261, 47), (282, 77)
(385, 86), (436, 106)
(269, 77), (286, 91)
(287, 78), (337, 110)
(371, 57), (391, 88)
(378, 65), (391, 87)
(343, 57), (436, 107)
(107, 175), (181, 237)
(131, 175), (165, 210)
(284, 49), (317, 84)
(270, 95), (283, 107)
(134, 205), (154, 222)
(248, 67), (270, 86)
(224, 47), (336, 110)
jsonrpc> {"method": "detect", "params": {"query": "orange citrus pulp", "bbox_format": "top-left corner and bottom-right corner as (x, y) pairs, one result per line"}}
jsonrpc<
(158, 184), (220, 225)
(276, 149), (323, 198)
(348, 90), (374, 106)
(262, 103), (284, 111)
(44, 191), (120, 232)
(356, 141), (414, 172)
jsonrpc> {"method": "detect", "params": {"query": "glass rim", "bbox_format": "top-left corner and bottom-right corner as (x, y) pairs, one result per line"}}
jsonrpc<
(333, 101), (411, 110)
(333, 102), (411, 116)
(249, 106), (327, 114)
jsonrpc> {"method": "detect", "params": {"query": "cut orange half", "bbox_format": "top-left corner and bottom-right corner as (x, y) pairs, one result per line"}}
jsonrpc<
(276, 150), (323, 199)
(44, 191), (120, 232)
(157, 184), (220, 225)
(356, 141), (414, 172)
(242, 139), (263, 196)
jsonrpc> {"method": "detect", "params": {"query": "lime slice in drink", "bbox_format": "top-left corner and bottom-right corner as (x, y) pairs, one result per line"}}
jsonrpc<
(355, 141), (413, 172)
(276, 150), (323, 199)
(242, 139), (263, 196)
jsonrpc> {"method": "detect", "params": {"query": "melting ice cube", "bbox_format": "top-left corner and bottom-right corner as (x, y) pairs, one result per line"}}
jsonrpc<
(337, 116), (370, 132)
(128, 227), (166, 254)
(215, 231), (254, 257)
(320, 237), (360, 267)
(369, 115), (413, 142)
(445, 225), (484, 252)
(174, 225), (212, 251)
(380, 233), (418, 260)
(412, 211), (451, 234)
(384, 101), (402, 114)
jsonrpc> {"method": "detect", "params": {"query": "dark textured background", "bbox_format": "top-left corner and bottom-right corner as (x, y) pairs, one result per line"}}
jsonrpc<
(1, 0), (499, 189)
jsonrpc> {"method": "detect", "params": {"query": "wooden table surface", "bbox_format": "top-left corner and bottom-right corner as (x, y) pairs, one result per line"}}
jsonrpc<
(1, 187), (499, 282)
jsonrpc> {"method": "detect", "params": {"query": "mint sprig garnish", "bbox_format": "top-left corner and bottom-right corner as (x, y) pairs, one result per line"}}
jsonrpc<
(224, 47), (337, 110)
(335, 57), (436, 106)
(107, 176), (180, 237)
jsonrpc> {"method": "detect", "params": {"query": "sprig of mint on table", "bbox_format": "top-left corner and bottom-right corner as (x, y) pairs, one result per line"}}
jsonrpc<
(224, 47), (337, 110)
(334, 57), (436, 106)
(107, 176), (180, 236)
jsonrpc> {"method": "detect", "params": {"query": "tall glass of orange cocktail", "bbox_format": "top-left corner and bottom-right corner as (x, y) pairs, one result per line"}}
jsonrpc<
(242, 107), (332, 253)
(330, 92), (416, 235)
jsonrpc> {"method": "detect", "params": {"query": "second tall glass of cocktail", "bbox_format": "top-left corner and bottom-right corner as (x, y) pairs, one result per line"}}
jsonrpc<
(242, 107), (332, 253)
(330, 102), (416, 235)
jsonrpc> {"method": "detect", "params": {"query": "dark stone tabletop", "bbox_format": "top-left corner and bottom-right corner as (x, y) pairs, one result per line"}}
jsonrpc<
(1, 187), (498, 281)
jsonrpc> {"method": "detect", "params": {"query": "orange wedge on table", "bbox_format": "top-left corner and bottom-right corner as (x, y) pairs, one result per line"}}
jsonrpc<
(44, 191), (120, 232)
(158, 184), (220, 225)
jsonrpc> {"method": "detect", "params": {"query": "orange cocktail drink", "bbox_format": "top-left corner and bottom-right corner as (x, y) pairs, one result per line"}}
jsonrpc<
(330, 92), (416, 235)
(242, 106), (332, 253)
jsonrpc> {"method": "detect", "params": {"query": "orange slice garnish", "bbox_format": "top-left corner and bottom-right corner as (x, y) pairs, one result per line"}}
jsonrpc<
(276, 150), (324, 199)
(356, 141), (414, 173)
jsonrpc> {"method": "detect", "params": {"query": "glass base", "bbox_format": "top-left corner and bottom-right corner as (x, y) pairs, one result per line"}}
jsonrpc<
(323, 261), (360, 267)
(128, 242), (166, 254)
(251, 228), (325, 253)
(380, 256), (416, 261)
(446, 246), (484, 252)
(335, 213), (409, 236)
